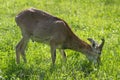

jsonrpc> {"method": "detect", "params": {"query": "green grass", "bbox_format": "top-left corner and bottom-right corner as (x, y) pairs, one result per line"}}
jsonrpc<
(0, 0), (120, 80)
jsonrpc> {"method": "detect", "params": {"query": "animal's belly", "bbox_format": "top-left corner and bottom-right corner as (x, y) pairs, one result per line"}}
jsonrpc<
(31, 35), (66, 49)
(31, 36), (51, 44)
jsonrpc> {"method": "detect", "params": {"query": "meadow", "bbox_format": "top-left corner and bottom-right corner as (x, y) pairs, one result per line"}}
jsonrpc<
(0, 0), (120, 80)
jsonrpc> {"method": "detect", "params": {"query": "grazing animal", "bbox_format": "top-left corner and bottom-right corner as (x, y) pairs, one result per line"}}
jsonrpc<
(15, 8), (105, 65)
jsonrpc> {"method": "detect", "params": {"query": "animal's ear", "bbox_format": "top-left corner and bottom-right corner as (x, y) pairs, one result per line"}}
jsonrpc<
(99, 38), (105, 51)
(87, 38), (98, 48)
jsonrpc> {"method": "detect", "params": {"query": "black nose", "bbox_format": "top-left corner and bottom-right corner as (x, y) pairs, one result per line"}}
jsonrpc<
(98, 52), (101, 55)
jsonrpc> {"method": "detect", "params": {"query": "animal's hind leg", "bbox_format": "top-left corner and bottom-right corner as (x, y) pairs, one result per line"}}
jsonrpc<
(21, 37), (29, 63)
(16, 38), (23, 64)
(16, 37), (29, 64)
(59, 49), (67, 62)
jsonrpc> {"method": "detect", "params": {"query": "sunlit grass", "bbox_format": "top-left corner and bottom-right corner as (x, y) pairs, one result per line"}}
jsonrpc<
(0, 0), (120, 80)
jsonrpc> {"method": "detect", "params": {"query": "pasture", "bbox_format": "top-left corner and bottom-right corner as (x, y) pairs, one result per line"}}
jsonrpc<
(0, 0), (120, 80)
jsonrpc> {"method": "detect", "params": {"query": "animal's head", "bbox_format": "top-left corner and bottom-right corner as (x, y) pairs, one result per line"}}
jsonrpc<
(87, 38), (105, 65)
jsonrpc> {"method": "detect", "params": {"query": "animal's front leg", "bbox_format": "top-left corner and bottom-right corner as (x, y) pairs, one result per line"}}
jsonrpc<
(50, 40), (57, 65)
(59, 49), (67, 62)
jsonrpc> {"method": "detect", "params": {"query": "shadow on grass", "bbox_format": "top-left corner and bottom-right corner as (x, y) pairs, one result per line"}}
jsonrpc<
(4, 58), (100, 79)
(67, 53), (100, 78)
(3, 59), (46, 80)
(49, 64), (58, 74)
(4, 60), (33, 79)
(78, 60), (100, 78)
(80, 61), (94, 77)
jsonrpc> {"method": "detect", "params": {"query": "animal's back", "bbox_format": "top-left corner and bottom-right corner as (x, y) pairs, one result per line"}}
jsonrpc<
(15, 8), (73, 44)
(15, 8), (58, 32)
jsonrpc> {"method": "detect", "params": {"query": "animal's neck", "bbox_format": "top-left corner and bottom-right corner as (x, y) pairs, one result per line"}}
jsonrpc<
(66, 35), (93, 55)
